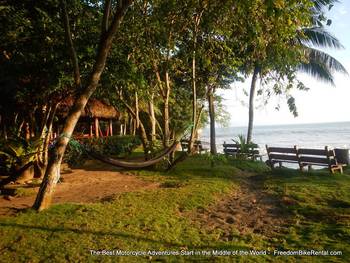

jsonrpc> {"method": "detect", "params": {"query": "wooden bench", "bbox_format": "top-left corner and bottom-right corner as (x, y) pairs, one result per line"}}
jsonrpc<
(298, 147), (344, 174)
(266, 146), (299, 168)
(223, 142), (262, 161)
(180, 140), (208, 153)
(266, 145), (345, 174)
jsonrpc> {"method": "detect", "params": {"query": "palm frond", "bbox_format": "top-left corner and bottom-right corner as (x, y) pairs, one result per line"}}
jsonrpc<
(298, 47), (348, 85)
(312, 0), (339, 12)
(298, 61), (334, 85)
(302, 27), (344, 49)
(308, 48), (348, 74)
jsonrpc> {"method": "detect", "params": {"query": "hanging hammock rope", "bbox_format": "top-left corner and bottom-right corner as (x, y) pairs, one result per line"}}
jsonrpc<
(54, 125), (195, 169)
(55, 134), (178, 169)
(85, 140), (179, 169)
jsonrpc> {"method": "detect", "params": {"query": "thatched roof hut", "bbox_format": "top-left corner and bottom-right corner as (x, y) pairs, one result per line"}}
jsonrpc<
(56, 98), (120, 138)
(58, 98), (120, 120)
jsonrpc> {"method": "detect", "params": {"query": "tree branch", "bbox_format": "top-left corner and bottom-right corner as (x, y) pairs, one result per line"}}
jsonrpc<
(61, 0), (81, 88)
(102, 0), (112, 35)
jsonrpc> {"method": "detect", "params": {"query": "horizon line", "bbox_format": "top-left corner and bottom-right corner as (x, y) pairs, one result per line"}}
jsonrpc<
(203, 120), (350, 130)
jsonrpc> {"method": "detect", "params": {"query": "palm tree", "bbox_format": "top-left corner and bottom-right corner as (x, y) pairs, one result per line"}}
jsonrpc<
(299, 26), (348, 85)
(298, 0), (347, 85)
(246, 0), (348, 143)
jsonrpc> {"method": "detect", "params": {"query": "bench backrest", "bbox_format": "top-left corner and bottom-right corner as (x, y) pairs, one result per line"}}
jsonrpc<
(180, 140), (203, 151)
(223, 142), (259, 154)
(266, 145), (339, 167)
(298, 147), (338, 166)
(266, 146), (299, 162)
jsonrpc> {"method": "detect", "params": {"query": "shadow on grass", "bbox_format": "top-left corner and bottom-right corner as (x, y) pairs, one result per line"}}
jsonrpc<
(0, 221), (248, 251)
(0, 221), (177, 247)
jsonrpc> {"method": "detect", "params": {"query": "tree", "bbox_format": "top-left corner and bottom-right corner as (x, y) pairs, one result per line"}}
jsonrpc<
(298, 2), (348, 84)
(33, 0), (133, 211)
(0, 0), (75, 180)
(241, 0), (314, 143)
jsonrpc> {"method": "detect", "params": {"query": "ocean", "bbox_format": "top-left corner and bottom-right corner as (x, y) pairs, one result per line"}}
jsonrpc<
(200, 121), (350, 156)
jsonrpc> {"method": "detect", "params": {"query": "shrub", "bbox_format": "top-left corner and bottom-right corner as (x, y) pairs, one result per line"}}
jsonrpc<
(0, 136), (42, 175)
(83, 135), (141, 156)
(64, 135), (141, 167)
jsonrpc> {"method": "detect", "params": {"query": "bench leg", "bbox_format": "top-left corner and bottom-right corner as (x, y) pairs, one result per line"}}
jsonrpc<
(331, 166), (343, 174)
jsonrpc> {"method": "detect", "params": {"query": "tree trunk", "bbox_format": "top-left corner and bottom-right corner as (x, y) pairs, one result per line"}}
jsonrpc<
(123, 118), (127, 135)
(188, 13), (202, 153)
(62, 0), (81, 88)
(135, 91), (139, 128)
(17, 120), (24, 137)
(163, 71), (171, 147)
(3, 123), (7, 140)
(121, 98), (149, 155)
(148, 92), (156, 142)
(35, 103), (58, 179)
(208, 87), (217, 154)
(188, 36), (197, 154)
(153, 62), (170, 147)
(29, 109), (37, 137)
(247, 66), (260, 144)
(33, 1), (133, 211)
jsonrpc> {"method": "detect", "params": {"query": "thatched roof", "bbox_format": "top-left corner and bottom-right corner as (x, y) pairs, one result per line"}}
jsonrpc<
(58, 98), (120, 119)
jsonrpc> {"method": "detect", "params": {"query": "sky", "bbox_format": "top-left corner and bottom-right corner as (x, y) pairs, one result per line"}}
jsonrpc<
(221, 1), (350, 127)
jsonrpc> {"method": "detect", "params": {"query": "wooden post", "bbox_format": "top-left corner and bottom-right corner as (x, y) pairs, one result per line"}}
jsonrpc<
(109, 119), (113, 136)
(94, 117), (99, 137)
(89, 123), (93, 137)
(265, 145), (273, 168)
(99, 125), (103, 137)
(295, 145), (303, 171)
(25, 122), (30, 140)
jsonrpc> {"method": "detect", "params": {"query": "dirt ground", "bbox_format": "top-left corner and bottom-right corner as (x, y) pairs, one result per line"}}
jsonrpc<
(0, 161), (159, 217)
(1, 163), (290, 240)
(190, 175), (291, 241)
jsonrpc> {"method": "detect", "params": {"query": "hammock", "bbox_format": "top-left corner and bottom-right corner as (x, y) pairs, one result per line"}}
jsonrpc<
(85, 140), (179, 169)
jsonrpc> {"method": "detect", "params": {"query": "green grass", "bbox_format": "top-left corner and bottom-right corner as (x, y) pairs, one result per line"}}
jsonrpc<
(262, 169), (350, 260)
(13, 187), (37, 197)
(0, 156), (349, 262)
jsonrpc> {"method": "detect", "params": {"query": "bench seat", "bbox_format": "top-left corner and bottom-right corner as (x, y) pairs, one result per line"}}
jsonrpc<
(180, 140), (208, 153)
(223, 142), (262, 161)
(266, 145), (345, 174)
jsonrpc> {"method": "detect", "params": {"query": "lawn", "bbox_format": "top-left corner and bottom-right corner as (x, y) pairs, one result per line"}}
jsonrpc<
(0, 155), (349, 262)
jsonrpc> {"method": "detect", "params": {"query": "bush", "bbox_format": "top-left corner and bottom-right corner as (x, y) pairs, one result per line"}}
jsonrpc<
(83, 135), (141, 156)
(64, 135), (142, 167)
(0, 136), (41, 175)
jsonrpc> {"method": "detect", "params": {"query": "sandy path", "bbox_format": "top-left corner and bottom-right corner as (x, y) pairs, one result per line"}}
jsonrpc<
(190, 175), (291, 241)
(0, 161), (159, 217)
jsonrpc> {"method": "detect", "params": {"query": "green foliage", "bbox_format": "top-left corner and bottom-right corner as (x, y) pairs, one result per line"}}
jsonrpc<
(0, 136), (41, 172)
(64, 135), (142, 167)
(14, 187), (37, 197)
(203, 153), (229, 167)
(229, 158), (271, 173)
(233, 134), (257, 160)
(85, 135), (142, 156)
(64, 139), (87, 168)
